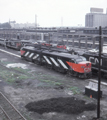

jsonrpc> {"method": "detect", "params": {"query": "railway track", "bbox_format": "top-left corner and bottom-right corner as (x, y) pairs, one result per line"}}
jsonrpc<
(0, 92), (27, 120)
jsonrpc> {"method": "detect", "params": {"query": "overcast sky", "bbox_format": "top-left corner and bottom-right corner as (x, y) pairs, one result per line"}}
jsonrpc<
(0, 0), (107, 27)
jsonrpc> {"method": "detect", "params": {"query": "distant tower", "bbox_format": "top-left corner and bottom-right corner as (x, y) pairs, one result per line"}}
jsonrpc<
(35, 15), (37, 28)
(9, 19), (10, 23)
(61, 17), (63, 27)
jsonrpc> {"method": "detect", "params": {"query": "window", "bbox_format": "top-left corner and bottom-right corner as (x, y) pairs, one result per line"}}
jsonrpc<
(74, 42), (78, 47)
(104, 37), (107, 42)
(68, 41), (72, 45)
(96, 37), (99, 42)
(80, 43), (85, 47)
(70, 59), (75, 63)
(87, 44), (92, 48)
(68, 35), (72, 38)
(95, 44), (99, 49)
(75, 57), (86, 64)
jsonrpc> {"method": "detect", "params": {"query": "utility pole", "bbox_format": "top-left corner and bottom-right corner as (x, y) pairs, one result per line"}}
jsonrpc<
(97, 26), (102, 119)
(61, 17), (64, 45)
(4, 30), (6, 49)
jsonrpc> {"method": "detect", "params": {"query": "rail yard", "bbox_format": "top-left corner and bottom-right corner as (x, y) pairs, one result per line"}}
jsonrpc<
(0, 28), (107, 120)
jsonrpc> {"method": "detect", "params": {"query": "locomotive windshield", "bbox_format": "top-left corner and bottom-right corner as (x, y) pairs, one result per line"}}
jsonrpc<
(75, 57), (86, 63)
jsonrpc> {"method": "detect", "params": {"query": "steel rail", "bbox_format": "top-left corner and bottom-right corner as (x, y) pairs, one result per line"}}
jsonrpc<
(0, 92), (27, 120)
(0, 105), (11, 120)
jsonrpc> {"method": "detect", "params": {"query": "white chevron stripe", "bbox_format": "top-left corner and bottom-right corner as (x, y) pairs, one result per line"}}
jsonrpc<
(24, 51), (29, 56)
(58, 59), (68, 69)
(29, 53), (34, 58)
(33, 54), (39, 59)
(50, 57), (59, 67)
(43, 56), (52, 65)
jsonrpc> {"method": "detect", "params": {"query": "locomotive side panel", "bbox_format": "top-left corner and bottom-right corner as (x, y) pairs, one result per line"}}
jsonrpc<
(42, 51), (70, 73)
(21, 47), (42, 65)
(83, 51), (107, 78)
(83, 53), (99, 70)
(6, 40), (22, 50)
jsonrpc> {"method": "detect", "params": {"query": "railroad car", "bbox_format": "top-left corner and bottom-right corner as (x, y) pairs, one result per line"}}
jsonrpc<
(20, 45), (92, 78)
(0, 38), (22, 50)
(6, 39), (22, 50)
(0, 38), (40, 50)
(21, 39), (38, 47)
(82, 46), (107, 78)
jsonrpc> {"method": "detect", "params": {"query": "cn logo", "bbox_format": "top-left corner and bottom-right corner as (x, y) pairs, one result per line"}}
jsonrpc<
(89, 57), (102, 66)
(84, 68), (91, 72)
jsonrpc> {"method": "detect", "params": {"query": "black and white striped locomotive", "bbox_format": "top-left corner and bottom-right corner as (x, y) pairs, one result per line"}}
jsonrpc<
(20, 45), (92, 78)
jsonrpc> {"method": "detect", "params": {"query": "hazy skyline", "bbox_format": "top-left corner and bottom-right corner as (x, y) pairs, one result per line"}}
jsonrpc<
(0, 0), (107, 27)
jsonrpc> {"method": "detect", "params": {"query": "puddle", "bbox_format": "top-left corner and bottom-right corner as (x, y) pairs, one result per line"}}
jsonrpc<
(65, 89), (74, 95)
(6, 63), (28, 69)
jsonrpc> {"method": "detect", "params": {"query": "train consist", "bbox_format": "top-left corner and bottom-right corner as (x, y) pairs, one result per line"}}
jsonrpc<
(20, 45), (92, 78)
(0, 38), (71, 52)
(3, 37), (107, 79)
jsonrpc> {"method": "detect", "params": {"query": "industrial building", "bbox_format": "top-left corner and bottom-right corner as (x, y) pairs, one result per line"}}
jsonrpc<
(85, 8), (107, 28)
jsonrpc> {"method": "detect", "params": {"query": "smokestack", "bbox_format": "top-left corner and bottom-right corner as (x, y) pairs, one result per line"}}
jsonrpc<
(35, 14), (37, 28)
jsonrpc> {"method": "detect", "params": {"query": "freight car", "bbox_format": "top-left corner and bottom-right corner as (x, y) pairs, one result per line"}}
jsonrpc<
(0, 38), (22, 50)
(6, 39), (22, 50)
(0, 37), (70, 51)
(0, 38), (40, 50)
(20, 45), (92, 78)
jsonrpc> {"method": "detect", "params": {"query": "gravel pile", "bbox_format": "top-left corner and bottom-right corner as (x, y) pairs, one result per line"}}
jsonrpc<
(25, 97), (96, 114)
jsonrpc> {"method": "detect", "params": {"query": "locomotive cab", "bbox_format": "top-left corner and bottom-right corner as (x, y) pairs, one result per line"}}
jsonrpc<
(67, 56), (91, 78)
(75, 57), (91, 73)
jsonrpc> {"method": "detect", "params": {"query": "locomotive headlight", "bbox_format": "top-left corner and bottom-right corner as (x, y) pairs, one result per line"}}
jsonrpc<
(81, 66), (85, 68)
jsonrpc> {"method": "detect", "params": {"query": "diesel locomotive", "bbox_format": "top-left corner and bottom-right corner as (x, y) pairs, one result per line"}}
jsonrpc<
(82, 46), (107, 78)
(20, 45), (92, 78)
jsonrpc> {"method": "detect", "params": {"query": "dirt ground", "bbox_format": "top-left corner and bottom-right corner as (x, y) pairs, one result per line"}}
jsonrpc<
(0, 48), (107, 120)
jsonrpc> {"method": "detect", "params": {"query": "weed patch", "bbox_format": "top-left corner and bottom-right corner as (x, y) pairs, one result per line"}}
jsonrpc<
(68, 86), (80, 94)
